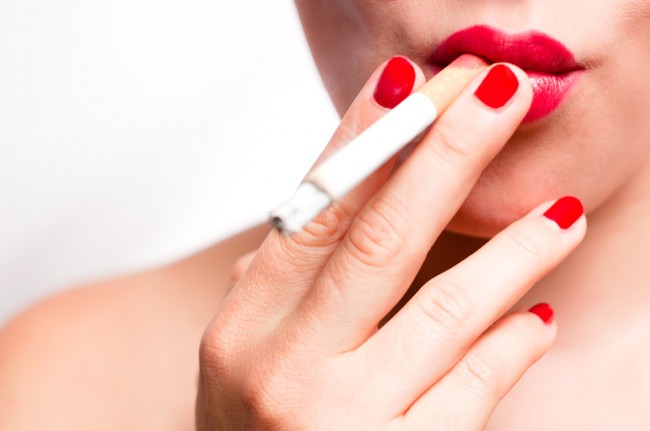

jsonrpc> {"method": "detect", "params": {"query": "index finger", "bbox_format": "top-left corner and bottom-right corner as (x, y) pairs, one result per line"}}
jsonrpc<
(215, 57), (425, 331)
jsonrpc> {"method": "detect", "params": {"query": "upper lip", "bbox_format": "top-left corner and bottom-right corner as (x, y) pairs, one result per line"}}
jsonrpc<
(429, 25), (584, 74)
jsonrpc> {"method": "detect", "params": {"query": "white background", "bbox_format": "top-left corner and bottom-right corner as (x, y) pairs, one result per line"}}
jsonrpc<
(0, 0), (338, 323)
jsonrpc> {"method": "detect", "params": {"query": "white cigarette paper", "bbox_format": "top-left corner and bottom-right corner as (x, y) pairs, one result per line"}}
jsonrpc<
(270, 54), (488, 235)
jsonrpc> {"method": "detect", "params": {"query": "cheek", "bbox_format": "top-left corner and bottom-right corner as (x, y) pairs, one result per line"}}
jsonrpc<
(590, 14), (650, 214)
(307, 0), (441, 116)
(296, 0), (376, 116)
(617, 3), (650, 113)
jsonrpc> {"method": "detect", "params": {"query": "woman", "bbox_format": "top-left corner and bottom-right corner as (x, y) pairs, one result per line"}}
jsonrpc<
(2, 1), (650, 429)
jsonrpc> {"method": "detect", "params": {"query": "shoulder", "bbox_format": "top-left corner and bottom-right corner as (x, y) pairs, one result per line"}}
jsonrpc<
(0, 224), (269, 430)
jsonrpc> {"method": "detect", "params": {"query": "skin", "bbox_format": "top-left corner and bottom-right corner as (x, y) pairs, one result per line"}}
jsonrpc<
(0, 225), (271, 430)
(295, 0), (650, 428)
(1, 1), (650, 429)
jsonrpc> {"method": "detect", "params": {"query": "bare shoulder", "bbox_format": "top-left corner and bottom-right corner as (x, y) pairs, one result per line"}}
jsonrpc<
(0, 225), (269, 431)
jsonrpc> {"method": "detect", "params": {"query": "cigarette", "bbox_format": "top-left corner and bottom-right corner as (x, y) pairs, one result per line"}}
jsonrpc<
(270, 54), (489, 235)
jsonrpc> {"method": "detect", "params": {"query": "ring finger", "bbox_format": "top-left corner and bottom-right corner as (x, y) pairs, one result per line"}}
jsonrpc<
(357, 197), (586, 414)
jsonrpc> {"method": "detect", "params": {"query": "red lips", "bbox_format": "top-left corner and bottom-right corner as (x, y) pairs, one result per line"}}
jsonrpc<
(429, 25), (585, 123)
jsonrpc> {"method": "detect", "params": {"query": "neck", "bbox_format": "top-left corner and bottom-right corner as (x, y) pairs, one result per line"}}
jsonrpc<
(526, 159), (650, 347)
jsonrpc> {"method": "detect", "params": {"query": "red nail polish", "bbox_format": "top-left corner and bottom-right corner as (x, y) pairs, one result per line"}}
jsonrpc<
(543, 196), (584, 229)
(373, 56), (416, 109)
(528, 303), (554, 324)
(474, 64), (519, 109)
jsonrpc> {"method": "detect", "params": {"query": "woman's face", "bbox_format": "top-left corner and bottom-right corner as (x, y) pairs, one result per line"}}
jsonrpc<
(295, 0), (650, 237)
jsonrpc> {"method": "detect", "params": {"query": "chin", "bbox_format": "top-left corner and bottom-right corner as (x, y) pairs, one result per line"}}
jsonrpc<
(446, 200), (525, 239)
(445, 162), (563, 239)
(444, 120), (578, 238)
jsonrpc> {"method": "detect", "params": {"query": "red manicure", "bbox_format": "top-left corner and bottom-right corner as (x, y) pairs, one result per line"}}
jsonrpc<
(474, 64), (519, 109)
(373, 56), (416, 109)
(528, 303), (554, 324)
(543, 196), (584, 229)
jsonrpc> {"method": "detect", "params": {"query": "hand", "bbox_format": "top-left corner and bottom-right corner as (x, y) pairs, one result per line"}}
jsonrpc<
(196, 57), (586, 430)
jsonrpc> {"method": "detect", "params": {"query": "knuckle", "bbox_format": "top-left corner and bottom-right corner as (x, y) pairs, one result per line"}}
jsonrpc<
(239, 350), (307, 424)
(198, 312), (248, 377)
(199, 324), (304, 424)
(200, 332), (302, 424)
(293, 205), (349, 249)
(456, 352), (506, 397)
(321, 255), (354, 305)
(508, 316), (547, 358)
(415, 278), (474, 332)
(345, 198), (408, 268)
(504, 228), (546, 265)
(199, 326), (237, 377)
(230, 252), (255, 283)
(425, 121), (474, 168)
(240, 367), (286, 419)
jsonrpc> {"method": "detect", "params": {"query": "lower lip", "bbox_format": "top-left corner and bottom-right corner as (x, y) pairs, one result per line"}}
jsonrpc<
(525, 70), (584, 123)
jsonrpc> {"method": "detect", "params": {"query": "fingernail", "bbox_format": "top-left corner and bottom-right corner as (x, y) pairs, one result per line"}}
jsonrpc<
(373, 56), (416, 109)
(528, 303), (554, 324)
(543, 196), (584, 229)
(474, 64), (519, 109)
